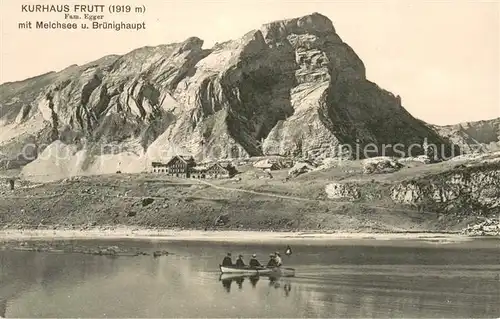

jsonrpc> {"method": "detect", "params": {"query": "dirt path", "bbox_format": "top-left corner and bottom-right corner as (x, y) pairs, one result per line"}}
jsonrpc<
(194, 179), (317, 202)
(2, 193), (65, 199)
(192, 179), (436, 216)
(1, 177), (430, 216)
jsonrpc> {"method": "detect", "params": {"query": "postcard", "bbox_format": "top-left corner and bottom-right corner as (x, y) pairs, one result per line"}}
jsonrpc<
(0, 1), (499, 318)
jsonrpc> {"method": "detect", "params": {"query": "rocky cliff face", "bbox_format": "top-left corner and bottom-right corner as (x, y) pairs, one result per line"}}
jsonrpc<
(390, 162), (500, 215)
(431, 117), (500, 154)
(325, 182), (361, 200)
(0, 13), (455, 176)
(321, 158), (500, 224)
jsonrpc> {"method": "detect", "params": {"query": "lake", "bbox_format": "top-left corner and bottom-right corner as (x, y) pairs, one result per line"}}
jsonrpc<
(1, 237), (499, 318)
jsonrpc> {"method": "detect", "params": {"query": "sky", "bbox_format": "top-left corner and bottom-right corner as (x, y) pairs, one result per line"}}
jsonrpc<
(0, 0), (498, 125)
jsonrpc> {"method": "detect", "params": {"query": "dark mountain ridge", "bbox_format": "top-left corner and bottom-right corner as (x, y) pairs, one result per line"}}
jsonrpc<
(0, 13), (462, 174)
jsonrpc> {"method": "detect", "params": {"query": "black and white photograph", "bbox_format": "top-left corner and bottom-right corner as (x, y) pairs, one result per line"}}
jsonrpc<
(0, 0), (499, 318)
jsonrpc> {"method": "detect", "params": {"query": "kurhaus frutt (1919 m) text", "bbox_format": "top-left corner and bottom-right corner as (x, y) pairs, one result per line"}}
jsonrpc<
(17, 4), (147, 31)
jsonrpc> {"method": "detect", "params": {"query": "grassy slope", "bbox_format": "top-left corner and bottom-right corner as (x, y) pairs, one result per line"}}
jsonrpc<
(0, 158), (495, 232)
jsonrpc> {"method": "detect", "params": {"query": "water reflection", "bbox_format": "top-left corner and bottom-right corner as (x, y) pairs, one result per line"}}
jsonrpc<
(219, 274), (293, 297)
(221, 275), (232, 293)
(1, 239), (499, 318)
(249, 275), (259, 288)
(219, 274), (252, 293)
(0, 299), (6, 318)
(219, 274), (255, 292)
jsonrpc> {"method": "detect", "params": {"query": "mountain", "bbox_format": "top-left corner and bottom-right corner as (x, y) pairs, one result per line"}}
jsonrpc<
(431, 118), (500, 154)
(0, 13), (456, 177)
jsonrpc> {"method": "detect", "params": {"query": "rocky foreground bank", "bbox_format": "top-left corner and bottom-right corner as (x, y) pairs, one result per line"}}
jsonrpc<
(0, 239), (170, 257)
(462, 218), (500, 236)
(0, 228), (485, 255)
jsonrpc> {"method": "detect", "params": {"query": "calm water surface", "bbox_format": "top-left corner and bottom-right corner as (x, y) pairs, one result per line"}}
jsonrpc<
(1, 238), (499, 318)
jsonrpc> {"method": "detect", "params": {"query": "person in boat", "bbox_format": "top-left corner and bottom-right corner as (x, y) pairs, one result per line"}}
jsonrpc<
(285, 245), (292, 256)
(266, 253), (277, 268)
(235, 254), (246, 268)
(249, 254), (262, 268)
(222, 253), (233, 267)
(274, 252), (283, 267)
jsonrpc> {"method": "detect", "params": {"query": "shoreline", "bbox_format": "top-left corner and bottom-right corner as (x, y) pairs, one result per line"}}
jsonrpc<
(0, 226), (488, 243)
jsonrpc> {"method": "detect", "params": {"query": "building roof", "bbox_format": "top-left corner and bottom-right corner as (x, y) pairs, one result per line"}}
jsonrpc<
(151, 161), (168, 167)
(254, 162), (275, 169)
(207, 163), (230, 171)
(165, 155), (195, 166)
(253, 159), (279, 169)
(191, 163), (230, 173)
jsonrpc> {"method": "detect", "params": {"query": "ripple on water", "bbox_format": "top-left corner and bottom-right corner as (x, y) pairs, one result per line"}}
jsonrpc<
(1, 240), (499, 318)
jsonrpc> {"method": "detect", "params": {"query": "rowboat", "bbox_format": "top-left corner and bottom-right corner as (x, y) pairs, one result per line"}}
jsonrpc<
(219, 265), (270, 275)
(219, 265), (295, 277)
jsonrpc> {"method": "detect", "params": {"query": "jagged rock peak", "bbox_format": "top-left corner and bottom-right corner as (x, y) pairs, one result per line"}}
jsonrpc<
(260, 12), (336, 40)
(177, 36), (204, 53)
(0, 12), (460, 175)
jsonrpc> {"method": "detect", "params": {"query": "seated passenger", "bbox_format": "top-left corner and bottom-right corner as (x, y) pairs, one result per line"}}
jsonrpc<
(249, 254), (262, 268)
(235, 254), (246, 268)
(221, 253), (233, 267)
(266, 253), (277, 268)
(274, 252), (283, 267)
